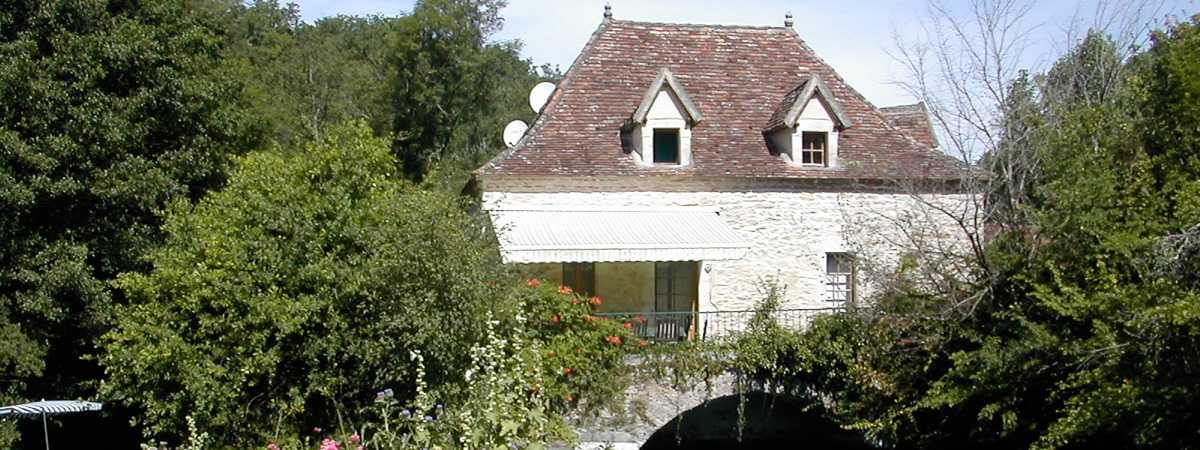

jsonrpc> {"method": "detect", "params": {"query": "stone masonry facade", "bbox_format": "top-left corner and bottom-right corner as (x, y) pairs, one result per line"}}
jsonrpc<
(484, 188), (971, 314)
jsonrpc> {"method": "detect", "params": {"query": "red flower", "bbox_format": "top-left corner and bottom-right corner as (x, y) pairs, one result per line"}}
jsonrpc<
(606, 335), (623, 346)
(563, 367), (573, 375)
(623, 322), (633, 329)
(558, 285), (573, 294)
(589, 296), (602, 306)
(527, 278), (541, 287)
(550, 314), (560, 324)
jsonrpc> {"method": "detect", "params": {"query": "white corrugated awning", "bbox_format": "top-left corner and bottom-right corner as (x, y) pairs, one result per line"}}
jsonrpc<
(488, 208), (749, 263)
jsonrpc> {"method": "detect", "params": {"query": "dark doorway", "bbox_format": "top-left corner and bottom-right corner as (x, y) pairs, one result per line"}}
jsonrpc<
(641, 393), (875, 450)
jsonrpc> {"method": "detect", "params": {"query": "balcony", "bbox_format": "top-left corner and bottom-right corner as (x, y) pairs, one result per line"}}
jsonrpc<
(594, 308), (842, 342)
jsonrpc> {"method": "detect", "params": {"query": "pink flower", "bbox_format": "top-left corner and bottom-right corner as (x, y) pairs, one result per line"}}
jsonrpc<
(589, 296), (602, 306)
(312, 427), (322, 433)
(267, 442), (280, 450)
(349, 433), (361, 444)
(623, 322), (633, 329)
(320, 438), (341, 450)
(558, 285), (573, 294)
(526, 278), (541, 287)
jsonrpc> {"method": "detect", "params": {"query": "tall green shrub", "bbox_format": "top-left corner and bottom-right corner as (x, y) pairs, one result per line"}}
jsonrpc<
(100, 122), (504, 446)
(0, 0), (257, 444)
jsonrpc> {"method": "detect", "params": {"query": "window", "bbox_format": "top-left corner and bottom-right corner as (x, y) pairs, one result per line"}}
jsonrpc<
(654, 262), (696, 312)
(826, 253), (855, 304)
(561, 262), (595, 297)
(654, 262), (698, 341)
(652, 128), (680, 164)
(800, 131), (827, 166)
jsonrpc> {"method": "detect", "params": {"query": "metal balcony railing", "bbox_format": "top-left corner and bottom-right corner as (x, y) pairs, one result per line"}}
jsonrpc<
(594, 308), (843, 342)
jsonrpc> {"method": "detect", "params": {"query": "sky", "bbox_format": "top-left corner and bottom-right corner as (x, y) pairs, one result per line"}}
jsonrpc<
(293, 0), (1198, 107)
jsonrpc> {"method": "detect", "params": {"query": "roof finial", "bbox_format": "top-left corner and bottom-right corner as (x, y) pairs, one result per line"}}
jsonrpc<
(603, 3), (613, 21)
(784, 12), (794, 27)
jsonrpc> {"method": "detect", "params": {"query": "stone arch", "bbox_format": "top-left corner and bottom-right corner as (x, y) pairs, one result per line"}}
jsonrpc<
(573, 375), (872, 449)
(640, 392), (874, 449)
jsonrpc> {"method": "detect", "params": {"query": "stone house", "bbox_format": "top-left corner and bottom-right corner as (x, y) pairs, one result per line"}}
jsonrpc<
(475, 11), (967, 341)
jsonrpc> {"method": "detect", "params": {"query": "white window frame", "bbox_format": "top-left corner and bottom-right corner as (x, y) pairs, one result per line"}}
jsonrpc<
(799, 131), (828, 167)
(825, 252), (855, 305)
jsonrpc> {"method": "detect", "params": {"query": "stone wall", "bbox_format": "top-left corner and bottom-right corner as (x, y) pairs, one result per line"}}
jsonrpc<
(484, 190), (972, 312)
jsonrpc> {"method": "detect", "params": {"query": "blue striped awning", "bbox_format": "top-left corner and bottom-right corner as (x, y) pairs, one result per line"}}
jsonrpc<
(0, 400), (102, 418)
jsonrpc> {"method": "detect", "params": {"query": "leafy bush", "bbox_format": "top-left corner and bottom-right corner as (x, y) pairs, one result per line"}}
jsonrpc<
(513, 280), (641, 416)
(100, 122), (505, 446)
(259, 279), (642, 450)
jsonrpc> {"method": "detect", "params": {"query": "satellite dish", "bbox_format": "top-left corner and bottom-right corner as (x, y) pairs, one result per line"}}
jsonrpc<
(528, 82), (556, 113)
(503, 120), (529, 148)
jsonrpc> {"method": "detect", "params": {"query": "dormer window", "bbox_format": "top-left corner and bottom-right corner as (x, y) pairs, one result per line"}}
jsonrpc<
(800, 131), (827, 166)
(764, 74), (851, 168)
(653, 128), (681, 164)
(625, 68), (702, 167)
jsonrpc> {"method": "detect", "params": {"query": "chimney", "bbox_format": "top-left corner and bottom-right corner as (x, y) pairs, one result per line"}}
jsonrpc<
(604, 3), (613, 21)
(784, 12), (794, 28)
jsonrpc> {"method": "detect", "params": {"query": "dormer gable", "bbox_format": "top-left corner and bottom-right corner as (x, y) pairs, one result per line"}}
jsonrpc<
(632, 68), (702, 125)
(767, 74), (851, 131)
(626, 69), (701, 166)
(765, 75), (851, 168)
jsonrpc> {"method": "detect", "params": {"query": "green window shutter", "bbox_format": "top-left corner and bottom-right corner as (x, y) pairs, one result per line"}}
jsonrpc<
(653, 128), (680, 163)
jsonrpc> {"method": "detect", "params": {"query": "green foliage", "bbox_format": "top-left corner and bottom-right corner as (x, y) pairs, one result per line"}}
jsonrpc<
(218, 1), (399, 146)
(389, 0), (540, 183)
(717, 17), (1200, 450)
(355, 281), (640, 449)
(0, 0), (256, 444)
(514, 280), (640, 416)
(100, 122), (504, 447)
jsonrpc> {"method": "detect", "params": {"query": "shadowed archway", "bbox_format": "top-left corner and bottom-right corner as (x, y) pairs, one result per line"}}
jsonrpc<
(640, 392), (875, 450)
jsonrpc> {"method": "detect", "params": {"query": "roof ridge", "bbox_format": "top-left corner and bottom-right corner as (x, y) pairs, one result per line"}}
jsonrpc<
(608, 18), (792, 30)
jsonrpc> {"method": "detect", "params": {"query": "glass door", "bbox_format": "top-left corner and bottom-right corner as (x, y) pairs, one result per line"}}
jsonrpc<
(654, 261), (698, 340)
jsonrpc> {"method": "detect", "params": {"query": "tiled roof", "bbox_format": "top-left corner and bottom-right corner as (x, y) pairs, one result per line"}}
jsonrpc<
(880, 102), (940, 149)
(479, 20), (963, 181)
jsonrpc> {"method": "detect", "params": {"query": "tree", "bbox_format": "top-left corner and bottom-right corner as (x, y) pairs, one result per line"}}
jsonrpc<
(733, 13), (1200, 450)
(219, 1), (400, 146)
(99, 122), (509, 446)
(0, 0), (256, 444)
(388, 0), (539, 183)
